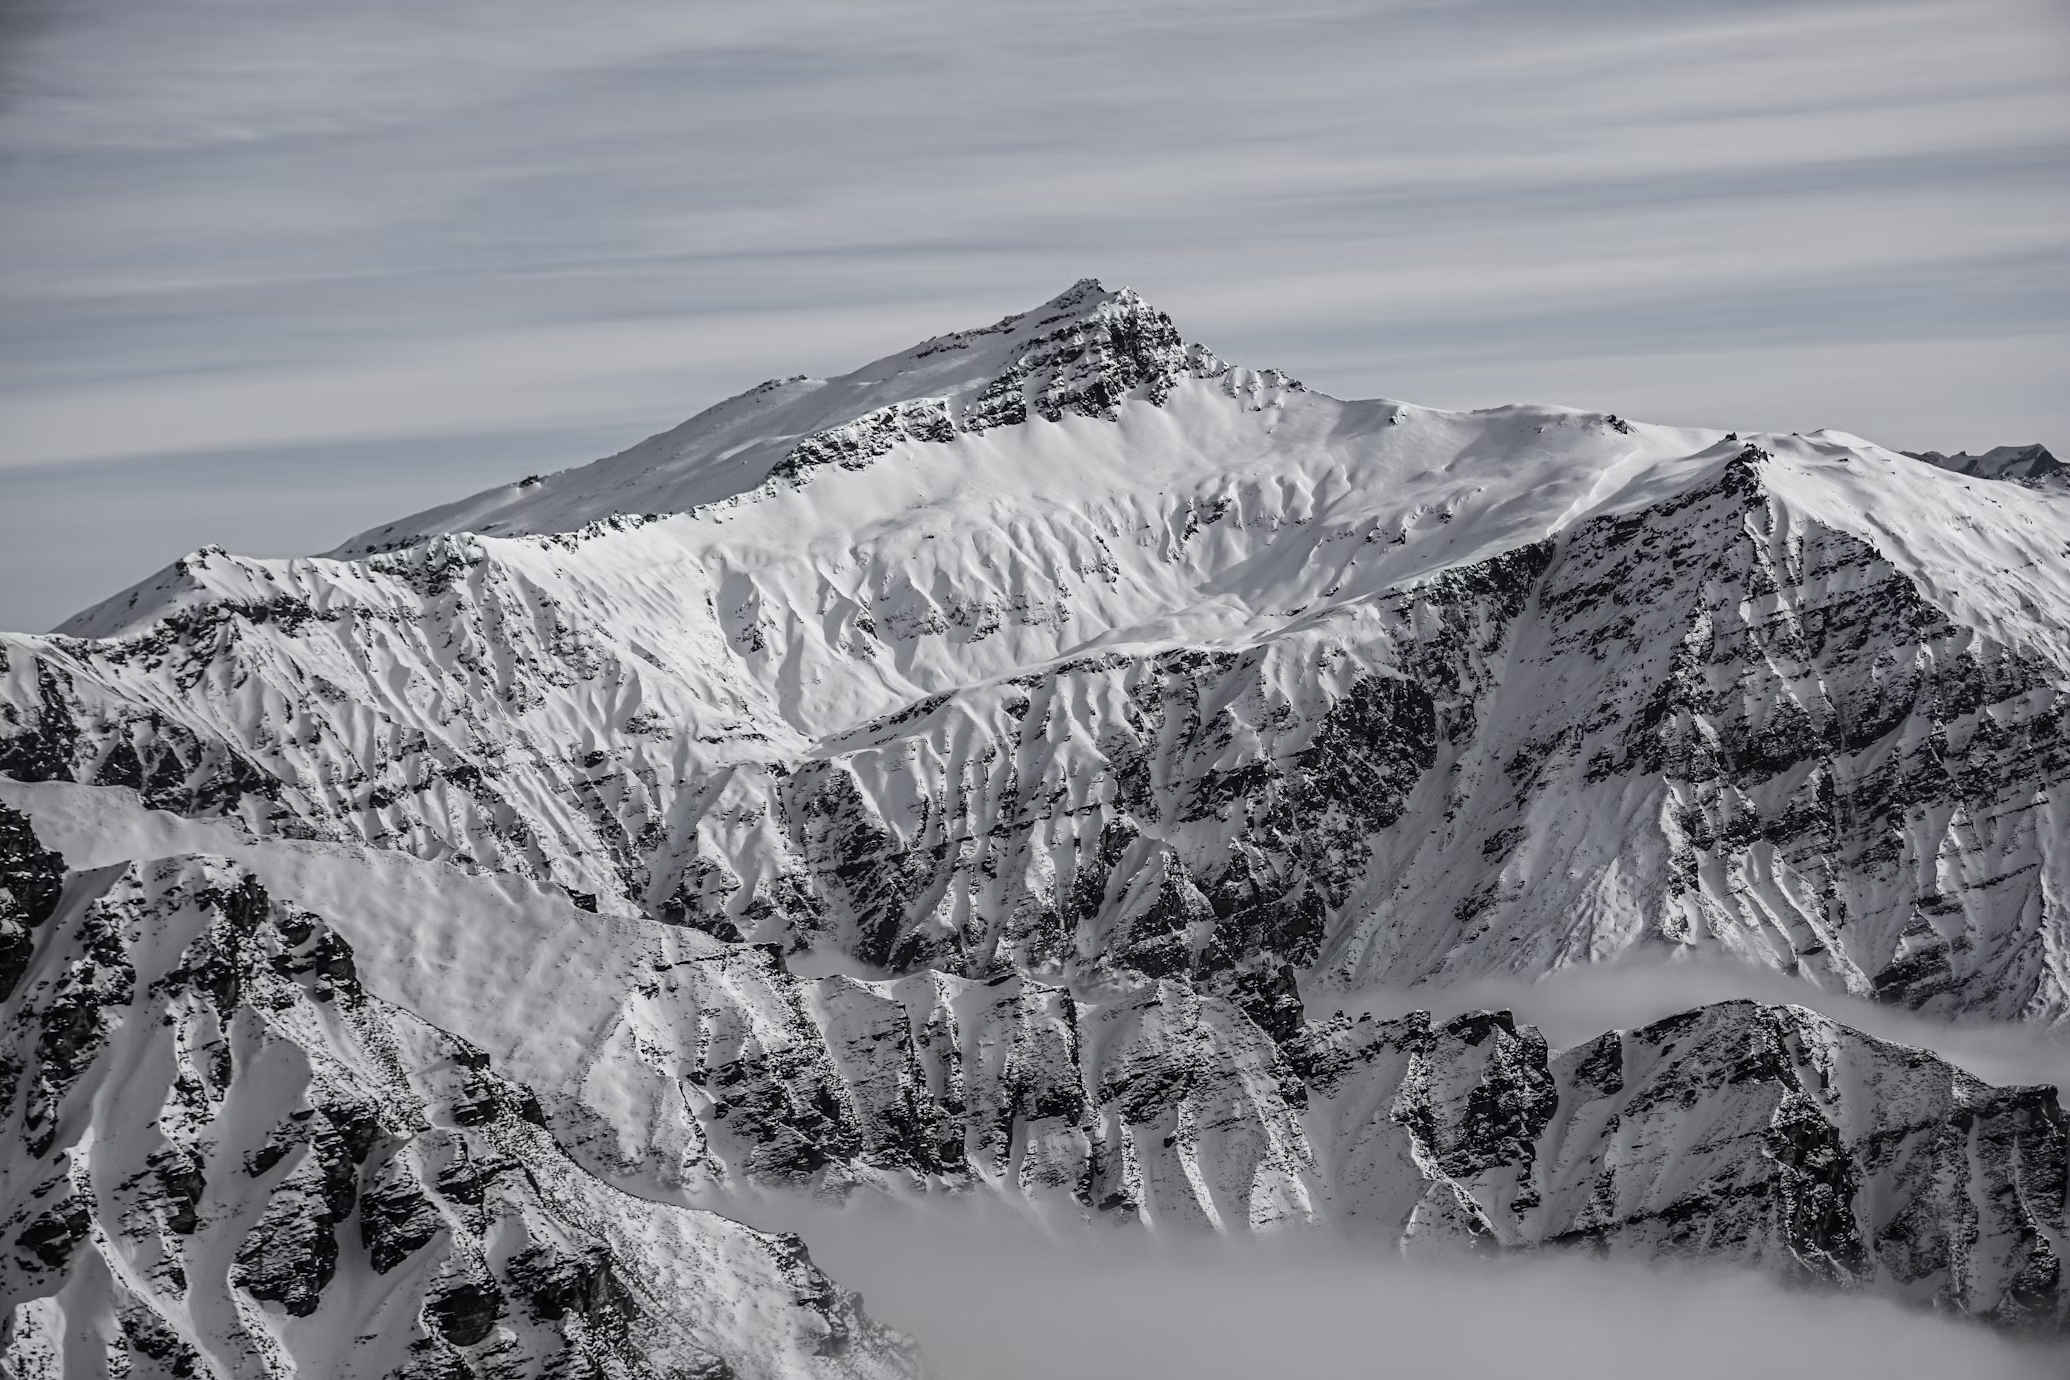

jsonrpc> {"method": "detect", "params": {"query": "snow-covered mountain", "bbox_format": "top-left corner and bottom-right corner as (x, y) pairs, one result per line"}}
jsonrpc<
(5, 279), (2070, 1372)
(0, 825), (911, 1379)
(1906, 443), (2066, 490)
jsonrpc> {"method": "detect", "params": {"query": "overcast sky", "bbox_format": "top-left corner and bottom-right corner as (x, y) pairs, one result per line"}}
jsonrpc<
(2, 0), (2066, 629)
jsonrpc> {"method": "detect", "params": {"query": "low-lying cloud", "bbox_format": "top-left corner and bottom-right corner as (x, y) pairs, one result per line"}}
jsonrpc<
(718, 1192), (2066, 1379)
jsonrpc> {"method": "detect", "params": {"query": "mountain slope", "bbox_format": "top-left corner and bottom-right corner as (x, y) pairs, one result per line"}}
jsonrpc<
(327, 280), (1241, 557)
(4, 803), (2063, 1343)
(5, 280), (2070, 1363)
(5, 284), (2066, 1026)
(0, 828), (913, 1379)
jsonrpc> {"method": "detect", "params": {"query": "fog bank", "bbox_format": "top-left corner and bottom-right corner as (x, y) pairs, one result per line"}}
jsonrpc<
(715, 1192), (2064, 1380)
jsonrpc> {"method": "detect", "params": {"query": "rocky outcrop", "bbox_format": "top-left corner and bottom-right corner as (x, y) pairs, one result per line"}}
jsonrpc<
(0, 854), (914, 1380)
(0, 802), (65, 1002)
(268, 868), (2052, 1332)
(8, 853), (2060, 1354)
(770, 280), (1253, 484)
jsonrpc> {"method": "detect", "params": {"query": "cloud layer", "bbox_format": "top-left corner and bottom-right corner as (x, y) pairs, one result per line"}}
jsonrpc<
(1, 0), (2065, 626)
(720, 1191), (2067, 1380)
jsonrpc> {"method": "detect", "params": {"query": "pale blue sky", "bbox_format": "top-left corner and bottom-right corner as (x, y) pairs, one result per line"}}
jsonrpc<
(3, 0), (2066, 629)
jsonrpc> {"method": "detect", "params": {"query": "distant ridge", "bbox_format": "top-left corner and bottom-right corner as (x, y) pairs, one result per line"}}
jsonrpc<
(1905, 442), (2065, 488)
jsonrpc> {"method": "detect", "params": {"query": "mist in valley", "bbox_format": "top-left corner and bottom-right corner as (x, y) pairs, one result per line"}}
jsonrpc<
(718, 1191), (2066, 1380)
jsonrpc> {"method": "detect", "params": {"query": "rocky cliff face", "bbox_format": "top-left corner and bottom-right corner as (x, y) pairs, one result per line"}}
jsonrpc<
(4, 808), (2063, 1365)
(4, 281), (2069, 1369)
(0, 817), (913, 1379)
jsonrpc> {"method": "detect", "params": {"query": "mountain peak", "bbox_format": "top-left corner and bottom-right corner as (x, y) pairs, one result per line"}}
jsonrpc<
(332, 278), (1246, 555)
(884, 276), (1166, 373)
(1024, 274), (1144, 316)
(765, 279), (1216, 485)
(1040, 274), (1115, 308)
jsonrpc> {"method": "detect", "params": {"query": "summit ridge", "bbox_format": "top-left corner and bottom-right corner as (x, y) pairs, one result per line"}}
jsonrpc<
(335, 277), (1248, 556)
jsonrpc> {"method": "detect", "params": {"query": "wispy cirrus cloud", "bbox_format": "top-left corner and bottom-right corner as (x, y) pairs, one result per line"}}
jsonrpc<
(1, 0), (2065, 627)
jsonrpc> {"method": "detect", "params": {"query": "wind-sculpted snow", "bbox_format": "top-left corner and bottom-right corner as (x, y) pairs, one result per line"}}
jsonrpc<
(4, 280), (2070, 1362)
(0, 831), (914, 1379)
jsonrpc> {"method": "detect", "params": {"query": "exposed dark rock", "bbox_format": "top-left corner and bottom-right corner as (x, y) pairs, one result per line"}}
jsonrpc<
(0, 802), (65, 1001)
